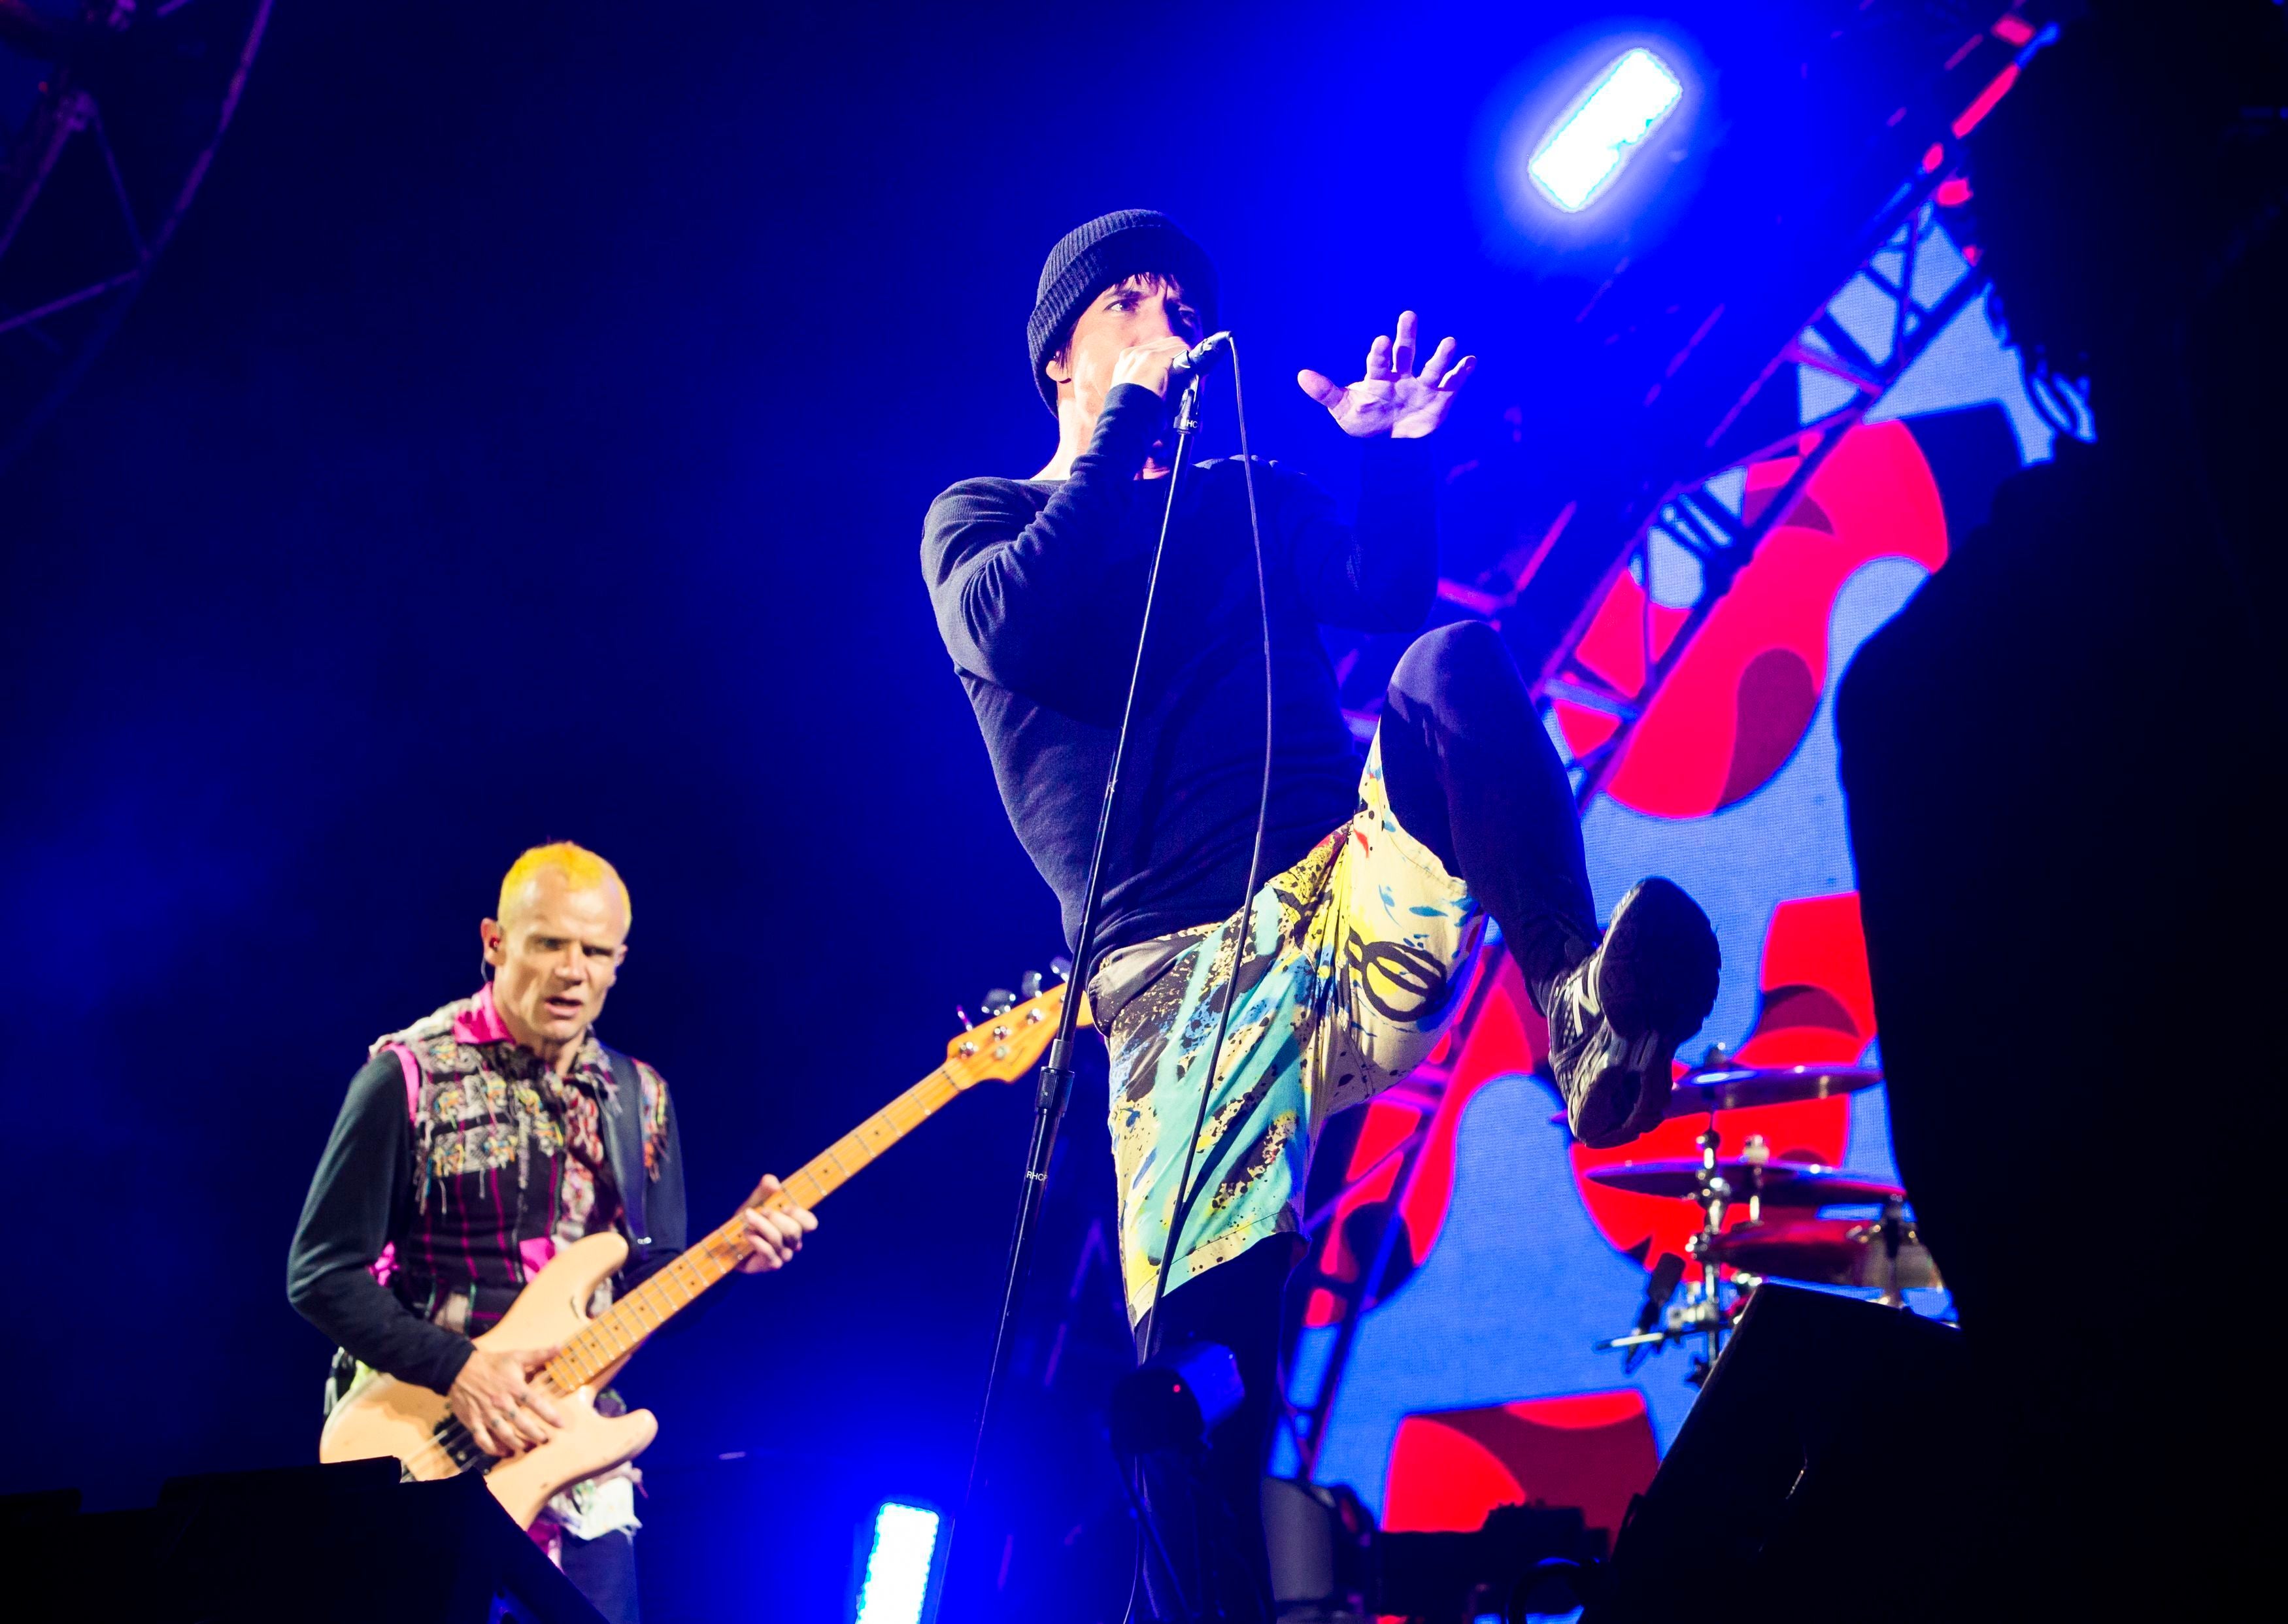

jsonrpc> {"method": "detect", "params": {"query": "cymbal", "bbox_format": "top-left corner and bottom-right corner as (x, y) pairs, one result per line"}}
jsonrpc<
(1583, 1159), (1906, 1207)
(1708, 1218), (1943, 1291)
(1664, 1063), (1883, 1118)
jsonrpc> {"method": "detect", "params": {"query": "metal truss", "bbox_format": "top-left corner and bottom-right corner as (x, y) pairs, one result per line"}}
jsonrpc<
(0, 0), (272, 473)
(1524, 5), (2064, 805)
(1283, 7), (2059, 1483)
(1537, 178), (1993, 806)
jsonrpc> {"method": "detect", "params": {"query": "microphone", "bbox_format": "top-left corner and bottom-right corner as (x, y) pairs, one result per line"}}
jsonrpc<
(1620, 1251), (1687, 1373)
(1632, 1251), (1687, 1335)
(1168, 330), (1233, 384)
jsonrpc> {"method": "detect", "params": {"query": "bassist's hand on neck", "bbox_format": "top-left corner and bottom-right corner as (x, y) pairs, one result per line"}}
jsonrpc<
(735, 1174), (818, 1273)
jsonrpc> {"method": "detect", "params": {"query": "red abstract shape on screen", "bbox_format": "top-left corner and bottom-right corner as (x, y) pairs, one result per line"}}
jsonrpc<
(1383, 1390), (1662, 1548)
(1572, 580), (1692, 697)
(1744, 893), (1876, 1061)
(1303, 1095), (1423, 1328)
(1566, 894), (1874, 1279)
(1301, 954), (1550, 1326)
(1554, 421), (1948, 817)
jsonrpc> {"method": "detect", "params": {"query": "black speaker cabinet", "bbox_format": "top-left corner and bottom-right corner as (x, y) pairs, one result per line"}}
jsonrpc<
(0, 1459), (605, 1623)
(1586, 1284), (1973, 1624)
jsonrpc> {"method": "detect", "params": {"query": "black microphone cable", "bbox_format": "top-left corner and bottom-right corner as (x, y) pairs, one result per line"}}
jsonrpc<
(969, 339), (1226, 1624)
(1121, 333), (1281, 1624)
(1141, 330), (1273, 1364)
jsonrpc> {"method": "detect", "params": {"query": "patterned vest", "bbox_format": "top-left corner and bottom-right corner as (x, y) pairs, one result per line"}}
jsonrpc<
(369, 985), (670, 1336)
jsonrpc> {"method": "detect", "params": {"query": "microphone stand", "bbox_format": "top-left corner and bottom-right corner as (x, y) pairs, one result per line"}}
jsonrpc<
(959, 373), (1207, 1557)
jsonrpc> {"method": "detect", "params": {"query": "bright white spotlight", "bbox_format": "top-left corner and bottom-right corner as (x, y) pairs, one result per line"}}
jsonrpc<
(1528, 47), (1684, 212)
(854, 1501), (942, 1624)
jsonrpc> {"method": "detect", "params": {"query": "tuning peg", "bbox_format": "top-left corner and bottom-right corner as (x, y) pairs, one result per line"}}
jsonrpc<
(981, 987), (1017, 1017)
(1019, 970), (1044, 1000)
(1050, 955), (1073, 982)
(954, 1004), (973, 1031)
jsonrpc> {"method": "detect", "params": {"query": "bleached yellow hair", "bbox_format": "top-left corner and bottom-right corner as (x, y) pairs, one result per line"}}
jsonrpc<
(497, 841), (631, 926)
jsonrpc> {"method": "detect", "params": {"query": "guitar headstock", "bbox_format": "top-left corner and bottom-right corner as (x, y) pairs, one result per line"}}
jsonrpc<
(942, 971), (1092, 1087)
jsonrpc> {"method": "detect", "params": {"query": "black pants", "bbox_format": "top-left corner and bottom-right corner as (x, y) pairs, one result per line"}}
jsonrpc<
(1131, 1237), (1293, 1624)
(1379, 620), (1598, 1005)
(562, 1528), (641, 1623)
(1128, 622), (1596, 1623)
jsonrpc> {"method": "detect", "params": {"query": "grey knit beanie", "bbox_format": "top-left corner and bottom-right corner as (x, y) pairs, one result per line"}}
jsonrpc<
(1027, 209), (1219, 414)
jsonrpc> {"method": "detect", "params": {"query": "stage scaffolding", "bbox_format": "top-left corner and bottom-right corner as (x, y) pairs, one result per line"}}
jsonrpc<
(1283, 5), (2059, 1483)
(0, 0), (271, 474)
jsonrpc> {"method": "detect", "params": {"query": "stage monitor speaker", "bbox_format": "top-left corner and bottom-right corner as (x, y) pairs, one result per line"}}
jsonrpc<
(0, 1459), (605, 1623)
(1584, 1283), (1972, 1624)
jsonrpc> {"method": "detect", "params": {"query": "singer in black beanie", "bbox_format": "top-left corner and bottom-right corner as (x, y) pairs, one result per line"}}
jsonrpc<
(1026, 208), (1222, 412)
(922, 210), (1720, 1620)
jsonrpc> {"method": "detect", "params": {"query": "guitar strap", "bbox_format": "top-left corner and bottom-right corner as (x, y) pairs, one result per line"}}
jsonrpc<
(600, 1046), (652, 1268)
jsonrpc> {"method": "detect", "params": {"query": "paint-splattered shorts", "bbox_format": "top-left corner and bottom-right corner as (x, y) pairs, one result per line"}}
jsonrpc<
(1090, 729), (1489, 1328)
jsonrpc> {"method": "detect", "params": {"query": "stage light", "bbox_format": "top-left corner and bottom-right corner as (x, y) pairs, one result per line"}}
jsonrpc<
(1528, 47), (1684, 212)
(853, 1501), (942, 1624)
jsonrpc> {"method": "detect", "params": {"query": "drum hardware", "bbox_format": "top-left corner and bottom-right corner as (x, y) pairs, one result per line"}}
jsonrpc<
(1590, 1116), (1753, 1384)
(1547, 1057), (1882, 1134)
(1661, 1059), (1884, 1119)
(1583, 1160), (1906, 1208)
(1706, 1207), (1942, 1304)
(1588, 1060), (1927, 1382)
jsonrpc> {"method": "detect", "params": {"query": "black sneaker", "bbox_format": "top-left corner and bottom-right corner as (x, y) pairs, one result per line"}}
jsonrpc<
(1548, 877), (1721, 1149)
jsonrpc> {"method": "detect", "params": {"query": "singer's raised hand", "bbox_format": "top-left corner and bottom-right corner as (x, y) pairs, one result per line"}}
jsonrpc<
(1298, 311), (1476, 439)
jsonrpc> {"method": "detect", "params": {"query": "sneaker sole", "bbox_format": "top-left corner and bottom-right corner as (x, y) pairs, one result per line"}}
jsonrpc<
(1562, 880), (1722, 1150)
(1569, 1027), (1670, 1149)
(1596, 876), (1721, 1044)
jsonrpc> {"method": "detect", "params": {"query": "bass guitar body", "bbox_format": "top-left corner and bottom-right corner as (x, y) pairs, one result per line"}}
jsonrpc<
(318, 1232), (654, 1529)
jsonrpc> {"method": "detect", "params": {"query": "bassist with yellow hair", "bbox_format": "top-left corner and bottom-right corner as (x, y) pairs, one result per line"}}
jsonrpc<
(286, 842), (816, 1620)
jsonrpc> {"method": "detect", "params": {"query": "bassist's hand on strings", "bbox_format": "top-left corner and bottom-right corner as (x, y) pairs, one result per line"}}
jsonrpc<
(447, 1344), (564, 1458)
(736, 1173), (818, 1273)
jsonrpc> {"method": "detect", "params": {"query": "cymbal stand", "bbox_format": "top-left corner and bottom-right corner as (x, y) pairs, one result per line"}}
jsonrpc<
(1596, 1120), (1760, 1382)
(1678, 1121), (1732, 1384)
(1876, 1197), (1909, 1308)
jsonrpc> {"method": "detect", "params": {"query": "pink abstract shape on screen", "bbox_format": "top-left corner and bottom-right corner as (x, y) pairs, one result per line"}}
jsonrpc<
(1383, 1389), (1662, 1549)
(1556, 421), (1949, 816)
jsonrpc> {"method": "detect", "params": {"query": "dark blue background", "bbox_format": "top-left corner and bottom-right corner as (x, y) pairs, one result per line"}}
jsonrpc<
(0, 0), (1600, 1513)
(0, 5), (1926, 1610)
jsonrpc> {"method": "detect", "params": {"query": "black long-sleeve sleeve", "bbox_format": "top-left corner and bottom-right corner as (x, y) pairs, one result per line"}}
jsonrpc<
(922, 381), (1164, 693)
(286, 1053), (475, 1395)
(1285, 435), (1439, 631)
(926, 386), (1438, 676)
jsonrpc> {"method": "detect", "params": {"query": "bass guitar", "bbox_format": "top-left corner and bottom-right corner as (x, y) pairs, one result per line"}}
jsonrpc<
(318, 974), (1081, 1527)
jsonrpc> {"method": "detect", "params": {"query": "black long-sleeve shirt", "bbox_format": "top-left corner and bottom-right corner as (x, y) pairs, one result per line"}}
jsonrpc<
(288, 1050), (480, 1393)
(922, 382), (1438, 961)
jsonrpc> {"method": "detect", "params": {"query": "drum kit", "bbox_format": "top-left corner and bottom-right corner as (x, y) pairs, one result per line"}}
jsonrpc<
(1589, 1061), (1942, 1384)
